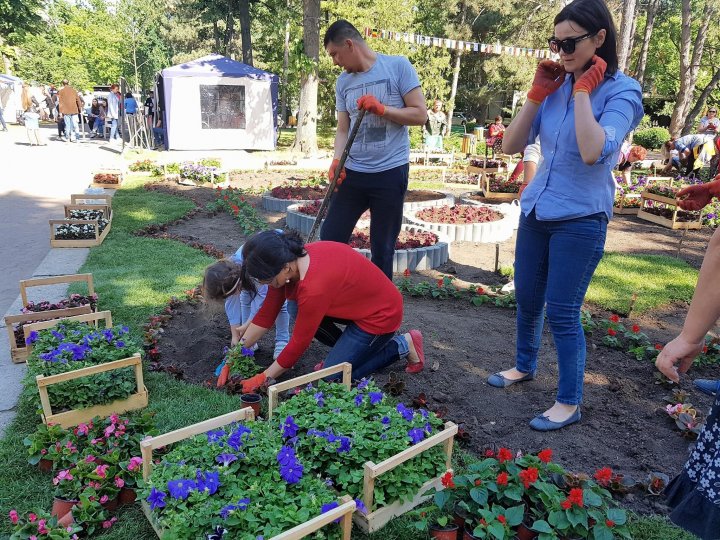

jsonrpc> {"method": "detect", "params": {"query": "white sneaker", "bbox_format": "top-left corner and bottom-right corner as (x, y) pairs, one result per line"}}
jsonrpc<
(501, 280), (515, 293)
(273, 342), (288, 361)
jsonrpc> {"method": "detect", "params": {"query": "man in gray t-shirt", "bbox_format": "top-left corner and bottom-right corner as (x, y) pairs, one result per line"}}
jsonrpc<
(320, 19), (427, 279)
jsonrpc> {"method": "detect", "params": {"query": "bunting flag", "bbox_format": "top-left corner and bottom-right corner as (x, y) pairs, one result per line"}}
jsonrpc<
(363, 27), (557, 60)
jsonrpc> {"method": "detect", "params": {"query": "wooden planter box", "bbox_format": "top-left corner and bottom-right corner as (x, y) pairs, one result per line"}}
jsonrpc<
(50, 216), (112, 248)
(483, 174), (519, 201)
(5, 305), (92, 363)
(33, 353), (148, 428)
(63, 204), (112, 221)
(613, 194), (641, 215)
(637, 191), (703, 230)
(70, 193), (113, 207)
(268, 363), (458, 534)
(90, 169), (124, 189)
(19, 273), (96, 311)
(467, 165), (505, 175)
(139, 408), (355, 539)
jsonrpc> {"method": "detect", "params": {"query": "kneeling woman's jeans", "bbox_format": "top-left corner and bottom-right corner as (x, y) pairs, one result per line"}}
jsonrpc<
(514, 210), (607, 405)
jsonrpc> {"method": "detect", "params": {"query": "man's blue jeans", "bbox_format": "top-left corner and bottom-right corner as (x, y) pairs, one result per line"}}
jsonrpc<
(109, 118), (119, 140)
(64, 114), (78, 140)
(514, 210), (607, 405)
(323, 323), (409, 381)
(320, 163), (409, 279)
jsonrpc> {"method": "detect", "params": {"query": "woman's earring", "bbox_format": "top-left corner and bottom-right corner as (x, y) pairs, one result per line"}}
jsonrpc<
(285, 278), (290, 283)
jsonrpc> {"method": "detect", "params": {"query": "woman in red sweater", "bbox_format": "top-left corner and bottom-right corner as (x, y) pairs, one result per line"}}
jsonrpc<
(234, 230), (425, 392)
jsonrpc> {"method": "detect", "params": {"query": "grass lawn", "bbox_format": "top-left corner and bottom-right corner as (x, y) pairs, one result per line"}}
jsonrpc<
(277, 125), (336, 151)
(0, 176), (698, 539)
(586, 252), (698, 316)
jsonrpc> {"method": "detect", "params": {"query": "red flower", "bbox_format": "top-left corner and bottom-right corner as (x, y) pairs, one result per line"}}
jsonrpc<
(561, 499), (572, 510)
(497, 447), (513, 463)
(496, 472), (509, 486)
(441, 471), (455, 489)
(403, 268), (410, 277)
(475, 479), (482, 486)
(223, 195), (229, 201)
(480, 518), (487, 526)
(538, 448), (553, 463)
(607, 328), (616, 336)
(609, 314), (620, 323)
(484, 449), (495, 458)
(477, 287), (485, 295)
(436, 279), (444, 287)
(594, 467), (612, 486)
(655, 343), (663, 350)
(703, 346), (709, 353)
(568, 488), (584, 507)
(497, 515), (507, 524)
(519, 467), (539, 489)
(632, 324), (640, 333)
(606, 519), (615, 528)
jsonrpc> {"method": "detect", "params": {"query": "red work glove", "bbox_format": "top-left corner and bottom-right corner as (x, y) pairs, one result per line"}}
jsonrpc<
(526, 61), (565, 104)
(216, 364), (231, 388)
(357, 95), (385, 116)
(241, 372), (267, 394)
(676, 177), (720, 211)
(573, 55), (607, 96)
(328, 158), (346, 186)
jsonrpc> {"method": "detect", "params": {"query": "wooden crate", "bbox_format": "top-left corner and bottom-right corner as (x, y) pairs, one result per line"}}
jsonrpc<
(69, 193), (113, 207)
(90, 169), (124, 189)
(20, 273), (95, 308)
(482, 174), (518, 201)
(63, 203), (112, 220)
(467, 165), (505, 175)
(34, 353), (148, 428)
(23, 310), (112, 357)
(267, 363), (458, 533)
(139, 408), (355, 539)
(637, 191), (703, 230)
(5, 305), (92, 363)
(613, 194), (641, 215)
(49, 216), (112, 248)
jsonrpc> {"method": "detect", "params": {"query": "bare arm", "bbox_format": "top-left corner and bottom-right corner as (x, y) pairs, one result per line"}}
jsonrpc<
(573, 92), (609, 165)
(333, 111), (350, 159)
(382, 87), (427, 126)
(502, 101), (541, 155)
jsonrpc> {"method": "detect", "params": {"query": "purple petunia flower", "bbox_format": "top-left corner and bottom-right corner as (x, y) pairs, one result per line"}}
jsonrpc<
(276, 446), (296, 466)
(147, 487), (166, 509)
(337, 436), (352, 453)
(354, 394), (364, 407)
(369, 392), (383, 405)
(115, 341), (125, 348)
(25, 331), (39, 345)
(240, 346), (255, 357)
(357, 378), (370, 390)
(355, 498), (368, 515)
(196, 470), (221, 495)
(408, 428), (425, 445)
(281, 416), (299, 438)
(419, 408), (429, 418)
(321, 501), (342, 523)
(314, 392), (324, 407)
(381, 416), (391, 425)
(279, 460), (304, 484)
(206, 429), (226, 443)
(397, 403), (414, 422)
(227, 425), (252, 450)
(167, 478), (196, 500)
(216, 453), (237, 466)
(51, 330), (65, 340)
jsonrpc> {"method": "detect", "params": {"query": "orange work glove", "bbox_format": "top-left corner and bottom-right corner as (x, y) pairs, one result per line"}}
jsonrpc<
(241, 372), (267, 394)
(216, 364), (231, 388)
(526, 61), (566, 104)
(573, 55), (607, 96)
(357, 95), (385, 116)
(328, 158), (347, 186)
(676, 177), (720, 211)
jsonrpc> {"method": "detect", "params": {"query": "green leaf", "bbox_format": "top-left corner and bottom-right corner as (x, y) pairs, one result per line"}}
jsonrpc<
(592, 525), (614, 540)
(504, 504), (524, 527)
(531, 520), (553, 533)
(567, 508), (588, 530)
(548, 510), (570, 529)
(434, 489), (451, 510)
(470, 486), (488, 506)
(584, 489), (602, 507)
(606, 507), (627, 525)
(488, 521), (506, 540)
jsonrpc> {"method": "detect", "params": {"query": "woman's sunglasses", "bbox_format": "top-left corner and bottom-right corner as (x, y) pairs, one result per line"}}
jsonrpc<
(548, 32), (598, 54)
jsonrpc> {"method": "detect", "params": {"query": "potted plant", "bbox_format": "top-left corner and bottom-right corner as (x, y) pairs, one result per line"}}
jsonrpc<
(118, 455), (144, 504)
(463, 505), (523, 539)
(23, 422), (68, 471)
(414, 508), (460, 540)
(8, 509), (82, 540)
(51, 467), (83, 518)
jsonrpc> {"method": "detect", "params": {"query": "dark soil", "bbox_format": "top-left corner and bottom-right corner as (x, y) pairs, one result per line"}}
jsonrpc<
(404, 190), (446, 203)
(147, 174), (718, 516)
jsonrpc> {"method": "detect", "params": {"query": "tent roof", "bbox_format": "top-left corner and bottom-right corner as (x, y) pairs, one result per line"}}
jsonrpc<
(161, 54), (277, 81)
(0, 74), (23, 83)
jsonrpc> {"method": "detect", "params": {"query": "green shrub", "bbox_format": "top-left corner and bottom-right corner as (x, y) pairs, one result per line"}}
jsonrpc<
(634, 127), (671, 150)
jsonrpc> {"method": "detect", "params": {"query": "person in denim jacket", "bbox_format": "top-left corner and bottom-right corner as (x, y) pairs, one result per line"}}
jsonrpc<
(487, 0), (644, 431)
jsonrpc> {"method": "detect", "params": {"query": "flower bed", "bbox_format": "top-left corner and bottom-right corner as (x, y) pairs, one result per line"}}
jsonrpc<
(262, 183), (328, 212)
(637, 187), (703, 230)
(90, 170), (123, 188)
(406, 204), (513, 243)
(266, 365), (458, 533)
(467, 159), (508, 175)
(349, 228), (438, 250)
(179, 162), (221, 184)
(402, 190), (455, 212)
(129, 159), (160, 174)
(24, 314), (148, 426)
(139, 408), (356, 539)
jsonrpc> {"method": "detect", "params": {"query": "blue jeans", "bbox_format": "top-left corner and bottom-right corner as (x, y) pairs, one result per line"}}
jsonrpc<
(152, 127), (165, 147)
(323, 323), (409, 381)
(320, 163), (409, 279)
(514, 210), (607, 405)
(0, 107), (7, 130)
(94, 118), (105, 136)
(64, 114), (78, 140)
(109, 118), (119, 140)
(239, 289), (289, 352)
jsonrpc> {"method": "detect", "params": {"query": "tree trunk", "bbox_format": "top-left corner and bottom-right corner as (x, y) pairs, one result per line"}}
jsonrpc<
(213, 21), (221, 53)
(682, 66), (720, 135)
(617, 0), (637, 73)
(291, 0), (320, 154)
(223, 10), (235, 57)
(238, 0), (253, 65)
(634, 0), (659, 88)
(670, 0), (715, 136)
(446, 51), (462, 131)
(280, 13), (290, 126)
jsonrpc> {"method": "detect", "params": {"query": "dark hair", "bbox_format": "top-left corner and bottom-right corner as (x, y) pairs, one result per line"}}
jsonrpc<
(494, 115), (502, 122)
(203, 259), (243, 301)
(240, 230), (306, 295)
(323, 20), (363, 48)
(125, 92), (133, 98)
(554, 0), (618, 75)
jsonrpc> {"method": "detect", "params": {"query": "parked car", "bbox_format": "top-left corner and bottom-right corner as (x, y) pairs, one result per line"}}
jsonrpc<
(451, 112), (476, 126)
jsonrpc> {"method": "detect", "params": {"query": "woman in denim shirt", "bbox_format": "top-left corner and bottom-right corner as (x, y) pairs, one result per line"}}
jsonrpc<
(488, 0), (644, 431)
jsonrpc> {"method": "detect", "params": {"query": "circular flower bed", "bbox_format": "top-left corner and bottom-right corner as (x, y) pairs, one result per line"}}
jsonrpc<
(262, 184), (328, 212)
(349, 228), (439, 250)
(403, 190), (454, 212)
(406, 204), (513, 243)
(287, 202), (370, 234)
(459, 194), (521, 230)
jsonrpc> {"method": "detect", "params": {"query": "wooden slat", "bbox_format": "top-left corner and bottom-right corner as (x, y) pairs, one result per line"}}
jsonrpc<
(267, 363), (352, 419)
(70, 194), (113, 206)
(641, 191), (680, 206)
(140, 407), (256, 480)
(23, 310), (112, 355)
(44, 390), (148, 429)
(36, 354), (141, 387)
(20, 273), (95, 307)
(272, 496), (355, 540)
(64, 204), (112, 218)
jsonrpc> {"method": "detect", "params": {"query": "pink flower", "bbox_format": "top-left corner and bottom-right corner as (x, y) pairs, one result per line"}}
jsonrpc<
(29, 536), (37, 540)
(53, 470), (73, 485)
(102, 517), (118, 529)
(90, 438), (103, 445)
(104, 424), (115, 437)
(100, 495), (109, 504)
(76, 423), (90, 436)
(94, 464), (109, 478)
(40, 449), (47, 455)
(28, 513), (37, 522)
(127, 457), (143, 472)
(109, 414), (120, 424)
(114, 477), (125, 488)
(85, 455), (96, 463)
(37, 519), (49, 534)
(8, 510), (18, 524)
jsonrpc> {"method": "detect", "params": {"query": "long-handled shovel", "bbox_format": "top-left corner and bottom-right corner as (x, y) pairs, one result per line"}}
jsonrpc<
(306, 109), (366, 242)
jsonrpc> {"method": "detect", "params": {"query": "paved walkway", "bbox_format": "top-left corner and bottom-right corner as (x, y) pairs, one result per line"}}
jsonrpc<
(0, 122), (123, 435)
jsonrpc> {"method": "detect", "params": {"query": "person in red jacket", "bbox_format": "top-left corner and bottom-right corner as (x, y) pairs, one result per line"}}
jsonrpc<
(233, 230), (425, 393)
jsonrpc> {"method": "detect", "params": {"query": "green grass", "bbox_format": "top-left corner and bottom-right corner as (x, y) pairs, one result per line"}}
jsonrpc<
(1, 178), (697, 539)
(586, 252), (698, 316)
(276, 125), (337, 150)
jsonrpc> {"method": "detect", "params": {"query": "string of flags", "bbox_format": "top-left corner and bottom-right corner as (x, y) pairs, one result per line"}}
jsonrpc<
(363, 27), (558, 60)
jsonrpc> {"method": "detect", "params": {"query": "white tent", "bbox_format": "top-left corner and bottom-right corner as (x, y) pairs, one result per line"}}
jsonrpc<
(160, 54), (278, 151)
(0, 74), (23, 124)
